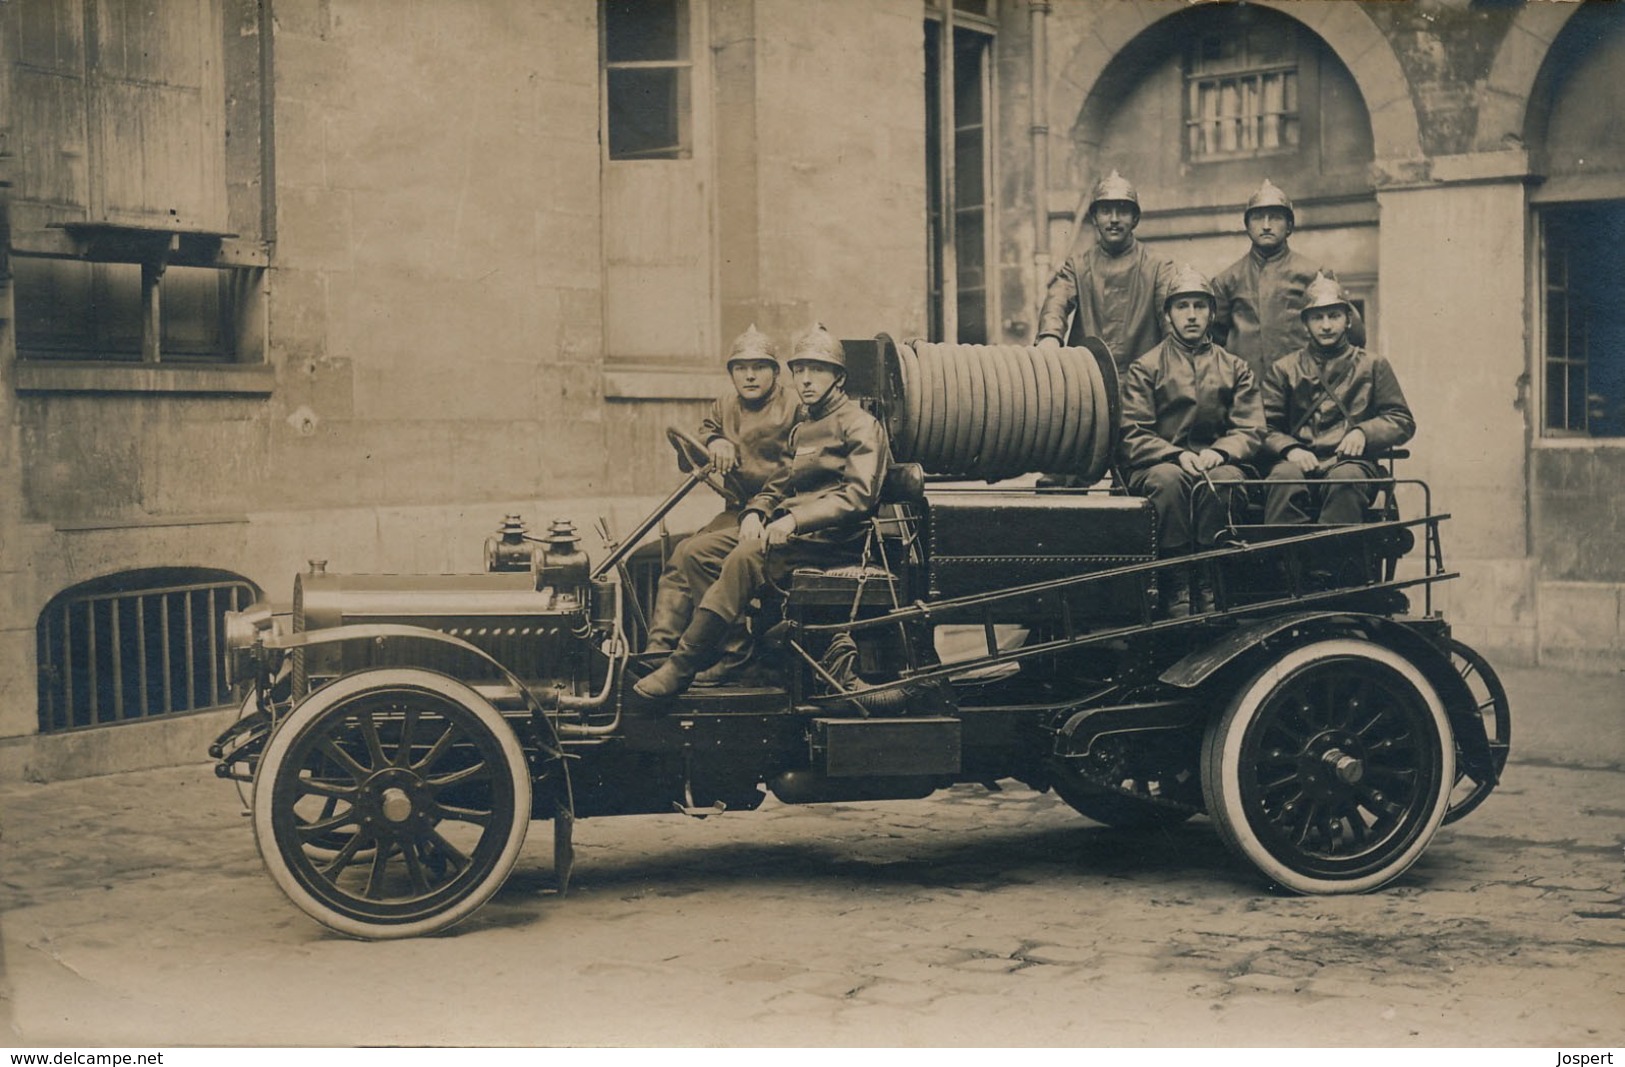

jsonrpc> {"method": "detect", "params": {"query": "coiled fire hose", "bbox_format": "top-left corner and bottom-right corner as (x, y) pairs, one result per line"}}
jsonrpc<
(890, 342), (1117, 483)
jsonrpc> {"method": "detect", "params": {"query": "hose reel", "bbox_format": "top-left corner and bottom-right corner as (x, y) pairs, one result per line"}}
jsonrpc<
(878, 338), (1119, 483)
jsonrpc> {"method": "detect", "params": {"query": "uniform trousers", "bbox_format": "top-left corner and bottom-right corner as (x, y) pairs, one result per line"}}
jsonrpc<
(1127, 462), (1246, 554)
(646, 509), (741, 647)
(1263, 459), (1380, 525)
(694, 537), (862, 626)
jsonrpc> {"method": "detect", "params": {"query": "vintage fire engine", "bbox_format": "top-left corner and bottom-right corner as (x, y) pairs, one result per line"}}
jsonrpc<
(211, 336), (1511, 940)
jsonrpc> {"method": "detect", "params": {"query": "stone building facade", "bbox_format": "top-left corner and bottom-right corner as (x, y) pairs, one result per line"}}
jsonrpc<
(0, 0), (1619, 777)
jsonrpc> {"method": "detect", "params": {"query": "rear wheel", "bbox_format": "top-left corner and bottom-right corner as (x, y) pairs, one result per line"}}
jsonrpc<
(1201, 639), (1453, 894)
(1047, 734), (1199, 830)
(252, 668), (530, 939)
(1049, 770), (1195, 830)
(1441, 638), (1511, 825)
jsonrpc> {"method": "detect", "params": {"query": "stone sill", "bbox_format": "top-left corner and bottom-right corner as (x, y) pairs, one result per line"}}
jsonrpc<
(1532, 435), (1625, 450)
(14, 362), (276, 396)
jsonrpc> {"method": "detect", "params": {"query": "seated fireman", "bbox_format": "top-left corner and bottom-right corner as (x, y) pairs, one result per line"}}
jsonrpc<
(635, 324), (892, 700)
(1119, 266), (1264, 618)
(643, 324), (801, 682)
(1261, 272), (1416, 525)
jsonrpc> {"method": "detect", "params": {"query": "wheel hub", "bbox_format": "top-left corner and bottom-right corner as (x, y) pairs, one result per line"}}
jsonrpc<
(1294, 729), (1365, 802)
(380, 786), (414, 823)
(357, 767), (426, 829)
(1322, 748), (1363, 785)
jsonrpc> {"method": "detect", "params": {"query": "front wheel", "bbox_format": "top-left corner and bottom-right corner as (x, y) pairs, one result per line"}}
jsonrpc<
(252, 668), (531, 939)
(1201, 638), (1454, 894)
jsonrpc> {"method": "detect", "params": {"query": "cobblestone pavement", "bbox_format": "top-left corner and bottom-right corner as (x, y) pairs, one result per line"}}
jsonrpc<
(1, 666), (1621, 1048)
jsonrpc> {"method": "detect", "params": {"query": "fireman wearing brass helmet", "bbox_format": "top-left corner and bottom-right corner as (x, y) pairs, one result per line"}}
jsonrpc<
(641, 323), (802, 682)
(1211, 178), (1366, 379)
(1036, 169), (1176, 373)
(1119, 266), (1264, 618)
(1261, 272), (1415, 526)
(636, 324), (892, 701)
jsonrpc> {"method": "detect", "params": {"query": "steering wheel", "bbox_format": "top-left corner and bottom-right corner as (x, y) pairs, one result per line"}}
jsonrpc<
(666, 426), (745, 502)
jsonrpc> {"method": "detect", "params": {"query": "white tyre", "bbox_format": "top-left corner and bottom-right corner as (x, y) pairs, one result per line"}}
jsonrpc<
(252, 668), (530, 939)
(1201, 638), (1454, 894)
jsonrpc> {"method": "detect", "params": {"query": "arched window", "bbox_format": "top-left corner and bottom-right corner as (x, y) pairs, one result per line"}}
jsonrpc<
(1072, 6), (1373, 202)
(36, 568), (260, 733)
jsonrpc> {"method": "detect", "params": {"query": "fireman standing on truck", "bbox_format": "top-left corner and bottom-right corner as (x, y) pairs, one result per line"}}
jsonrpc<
(1119, 266), (1264, 618)
(1210, 179), (1366, 380)
(1261, 272), (1415, 525)
(643, 323), (801, 683)
(1035, 170), (1175, 487)
(636, 324), (891, 701)
(1035, 169), (1175, 373)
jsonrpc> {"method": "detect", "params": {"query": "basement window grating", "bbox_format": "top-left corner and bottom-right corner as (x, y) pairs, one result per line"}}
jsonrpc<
(36, 570), (261, 733)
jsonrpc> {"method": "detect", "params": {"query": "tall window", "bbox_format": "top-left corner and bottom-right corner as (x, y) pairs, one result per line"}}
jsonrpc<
(603, 0), (693, 161)
(599, 0), (712, 372)
(1542, 203), (1625, 438)
(926, 1), (994, 344)
(1185, 28), (1299, 161)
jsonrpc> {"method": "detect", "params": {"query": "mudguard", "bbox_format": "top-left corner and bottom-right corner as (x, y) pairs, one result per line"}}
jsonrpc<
(1160, 611), (1498, 786)
(258, 622), (575, 812)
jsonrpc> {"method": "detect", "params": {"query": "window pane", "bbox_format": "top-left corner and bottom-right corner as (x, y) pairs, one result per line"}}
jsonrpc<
(953, 28), (984, 127)
(1567, 364), (1588, 431)
(1545, 290), (1568, 360)
(1546, 360), (1567, 431)
(955, 209), (985, 291)
(607, 66), (687, 159)
(604, 0), (685, 63)
(14, 258), (96, 354)
(956, 288), (987, 345)
(954, 128), (983, 205)
(162, 266), (230, 360)
(13, 258), (142, 360)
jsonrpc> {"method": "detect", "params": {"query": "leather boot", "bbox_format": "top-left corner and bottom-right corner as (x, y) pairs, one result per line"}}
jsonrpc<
(1160, 566), (1191, 619)
(693, 624), (751, 686)
(634, 609), (730, 700)
(643, 581), (691, 654)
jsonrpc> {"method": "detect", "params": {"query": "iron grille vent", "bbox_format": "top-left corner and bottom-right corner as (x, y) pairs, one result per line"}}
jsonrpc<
(36, 570), (260, 733)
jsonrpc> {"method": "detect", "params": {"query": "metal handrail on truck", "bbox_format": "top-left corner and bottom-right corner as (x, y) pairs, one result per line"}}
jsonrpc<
(789, 508), (1453, 705)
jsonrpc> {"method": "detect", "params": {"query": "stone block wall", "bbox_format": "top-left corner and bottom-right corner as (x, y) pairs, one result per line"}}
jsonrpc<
(0, 0), (619, 757)
(753, 0), (928, 343)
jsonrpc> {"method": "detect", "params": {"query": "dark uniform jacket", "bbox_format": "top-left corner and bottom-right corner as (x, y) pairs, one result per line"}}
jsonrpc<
(1037, 239), (1175, 371)
(1119, 335), (1264, 472)
(1211, 246), (1367, 378)
(1261, 344), (1415, 461)
(745, 391), (890, 546)
(698, 384), (802, 508)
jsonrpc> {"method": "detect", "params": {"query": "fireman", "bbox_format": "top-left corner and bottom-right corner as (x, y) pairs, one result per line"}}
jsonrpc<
(1036, 169), (1175, 373)
(1210, 178), (1366, 379)
(643, 323), (801, 683)
(1119, 265), (1264, 617)
(635, 324), (891, 701)
(1261, 272), (1415, 525)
